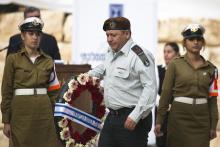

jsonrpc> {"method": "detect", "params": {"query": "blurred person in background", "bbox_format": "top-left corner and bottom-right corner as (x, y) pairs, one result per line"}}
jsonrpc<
(7, 6), (61, 60)
(155, 42), (180, 147)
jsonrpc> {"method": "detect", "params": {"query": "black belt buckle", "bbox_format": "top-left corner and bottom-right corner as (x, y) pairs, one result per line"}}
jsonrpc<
(34, 88), (37, 95)
(193, 98), (196, 105)
(109, 109), (119, 115)
(109, 107), (133, 116)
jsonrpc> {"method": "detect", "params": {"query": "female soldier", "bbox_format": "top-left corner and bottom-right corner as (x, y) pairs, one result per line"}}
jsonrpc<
(155, 24), (218, 147)
(155, 42), (180, 147)
(1, 17), (60, 147)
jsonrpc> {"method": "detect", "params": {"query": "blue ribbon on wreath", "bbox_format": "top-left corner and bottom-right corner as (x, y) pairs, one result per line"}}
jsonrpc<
(54, 103), (102, 132)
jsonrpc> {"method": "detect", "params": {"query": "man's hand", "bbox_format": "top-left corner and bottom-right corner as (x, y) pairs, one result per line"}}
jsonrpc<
(210, 129), (217, 140)
(124, 117), (136, 131)
(3, 123), (11, 138)
(154, 124), (164, 137)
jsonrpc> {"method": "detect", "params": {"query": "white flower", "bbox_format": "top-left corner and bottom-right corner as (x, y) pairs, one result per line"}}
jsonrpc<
(58, 118), (68, 128)
(60, 127), (70, 140)
(75, 143), (84, 147)
(63, 90), (72, 102)
(77, 73), (89, 85)
(92, 77), (100, 86)
(66, 138), (75, 147)
(90, 138), (96, 144)
(78, 144), (84, 147)
(68, 79), (79, 91)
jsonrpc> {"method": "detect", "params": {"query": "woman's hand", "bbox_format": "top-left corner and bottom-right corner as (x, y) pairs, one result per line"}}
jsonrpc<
(3, 123), (11, 138)
(210, 129), (217, 140)
(154, 124), (164, 137)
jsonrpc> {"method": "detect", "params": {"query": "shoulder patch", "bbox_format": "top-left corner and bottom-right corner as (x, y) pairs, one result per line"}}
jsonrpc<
(131, 45), (150, 67)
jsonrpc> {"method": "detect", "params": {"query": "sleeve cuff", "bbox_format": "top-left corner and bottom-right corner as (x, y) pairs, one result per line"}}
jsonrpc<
(128, 108), (142, 123)
(211, 119), (218, 130)
(156, 116), (163, 125)
(2, 114), (10, 123)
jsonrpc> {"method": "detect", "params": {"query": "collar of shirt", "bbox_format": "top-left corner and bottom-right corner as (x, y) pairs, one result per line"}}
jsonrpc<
(109, 38), (134, 57)
(182, 53), (210, 68)
(161, 64), (167, 69)
(20, 47), (48, 58)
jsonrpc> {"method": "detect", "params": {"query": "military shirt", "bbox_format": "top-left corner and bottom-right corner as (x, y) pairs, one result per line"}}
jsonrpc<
(88, 38), (157, 123)
(157, 54), (218, 129)
(1, 48), (59, 123)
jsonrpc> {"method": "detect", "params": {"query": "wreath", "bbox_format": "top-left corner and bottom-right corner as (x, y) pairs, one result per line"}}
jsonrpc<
(54, 73), (105, 147)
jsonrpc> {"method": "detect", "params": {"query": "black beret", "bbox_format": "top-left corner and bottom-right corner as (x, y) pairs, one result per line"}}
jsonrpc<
(19, 17), (44, 32)
(181, 24), (205, 39)
(103, 17), (130, 31)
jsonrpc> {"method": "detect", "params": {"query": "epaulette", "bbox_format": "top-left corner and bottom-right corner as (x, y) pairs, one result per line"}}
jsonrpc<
(10, 48), (22, 54)
(207, 60), (218, 80)
(179, 56), (184, 58)
(172, 56), (181, 61)
(207, 61), (217, 68)
(131, 45), (150, 67)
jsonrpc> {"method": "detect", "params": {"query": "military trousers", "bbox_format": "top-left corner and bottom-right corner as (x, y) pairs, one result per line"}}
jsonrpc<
(98, 108), (152, 147)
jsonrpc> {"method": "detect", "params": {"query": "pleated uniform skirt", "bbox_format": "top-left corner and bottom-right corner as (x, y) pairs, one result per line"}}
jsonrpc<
(167, 101), (210, 147)
(10, 94), (57, 147)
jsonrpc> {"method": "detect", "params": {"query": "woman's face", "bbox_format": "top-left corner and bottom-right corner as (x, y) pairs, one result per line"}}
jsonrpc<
(184, 37), (204, 54)
(164, 45), (179, 65)
(21, 31), (41, 50)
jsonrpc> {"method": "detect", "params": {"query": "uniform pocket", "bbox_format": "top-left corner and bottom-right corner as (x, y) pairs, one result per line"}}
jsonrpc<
(114, 67), (129, 79)
(15, 68), (32, 83)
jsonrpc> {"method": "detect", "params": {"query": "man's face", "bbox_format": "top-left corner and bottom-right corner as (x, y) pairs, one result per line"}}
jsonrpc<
(105, 30), (130, 52)
(25, 11), (41, 18)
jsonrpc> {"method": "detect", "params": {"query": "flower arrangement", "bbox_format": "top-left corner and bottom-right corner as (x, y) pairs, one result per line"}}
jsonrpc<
(55, 73), (105, 147)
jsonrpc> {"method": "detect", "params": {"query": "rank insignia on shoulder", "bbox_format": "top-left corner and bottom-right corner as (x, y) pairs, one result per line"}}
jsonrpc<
(131, 45), (150, 67)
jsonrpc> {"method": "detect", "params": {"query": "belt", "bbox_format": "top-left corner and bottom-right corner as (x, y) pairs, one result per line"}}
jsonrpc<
(15, 88), (47, 96)
(174, 97), (207, 105)
(108, 107), (134, 116)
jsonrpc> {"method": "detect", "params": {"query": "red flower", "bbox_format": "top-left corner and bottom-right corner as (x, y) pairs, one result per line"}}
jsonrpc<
(73, 131), (81, 142)
(96, 106), (105, 118)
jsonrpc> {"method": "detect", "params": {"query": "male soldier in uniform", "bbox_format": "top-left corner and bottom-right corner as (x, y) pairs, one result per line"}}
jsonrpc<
(7, 6), (61, 60)
(88, 17), (157, 147)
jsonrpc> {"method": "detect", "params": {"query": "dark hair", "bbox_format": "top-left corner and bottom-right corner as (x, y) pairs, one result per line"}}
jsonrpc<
(164, 42), (180, 54)
(24, 7), (40, 18)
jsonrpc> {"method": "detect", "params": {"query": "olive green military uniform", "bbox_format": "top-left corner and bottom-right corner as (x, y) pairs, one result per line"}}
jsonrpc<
(1, 48), (59, 147)
(157, 54), (218, 147)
